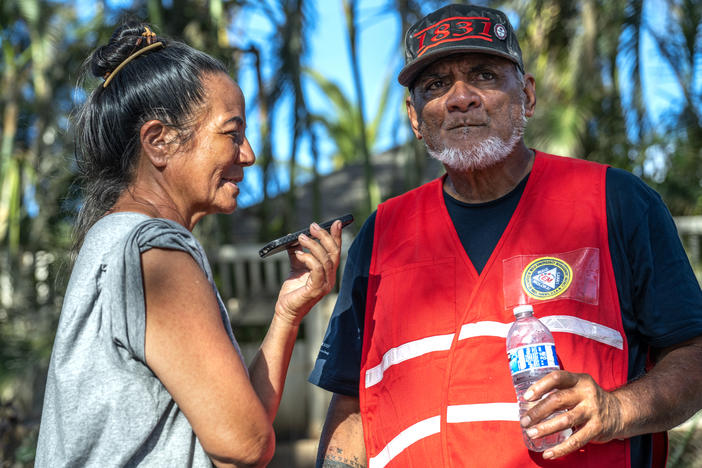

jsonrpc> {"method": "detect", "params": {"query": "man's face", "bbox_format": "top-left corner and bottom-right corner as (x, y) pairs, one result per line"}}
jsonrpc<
(406, 53), (535, 171)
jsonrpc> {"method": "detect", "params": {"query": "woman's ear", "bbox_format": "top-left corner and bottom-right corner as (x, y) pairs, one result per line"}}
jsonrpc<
(140, 120), (177, 169)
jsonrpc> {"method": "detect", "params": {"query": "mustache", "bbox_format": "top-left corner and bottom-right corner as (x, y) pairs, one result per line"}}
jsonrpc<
(444, 119), (488, 130)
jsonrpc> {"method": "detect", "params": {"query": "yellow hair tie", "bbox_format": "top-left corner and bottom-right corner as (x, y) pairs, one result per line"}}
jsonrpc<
(102, 41), (164, 88)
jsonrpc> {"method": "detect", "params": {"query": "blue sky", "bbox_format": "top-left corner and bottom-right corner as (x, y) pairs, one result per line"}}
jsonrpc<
(232, 0), (409, 207)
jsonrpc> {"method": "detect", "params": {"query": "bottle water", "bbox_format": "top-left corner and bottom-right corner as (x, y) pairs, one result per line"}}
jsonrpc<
(506, 304), (572, 452)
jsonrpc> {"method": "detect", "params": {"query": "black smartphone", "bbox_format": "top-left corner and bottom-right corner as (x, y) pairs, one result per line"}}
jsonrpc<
(258, 214), (354, 258)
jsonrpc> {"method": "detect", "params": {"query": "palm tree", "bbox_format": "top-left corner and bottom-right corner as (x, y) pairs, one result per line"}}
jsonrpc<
(274, 0), (315, 232)
(342, 0), (380, 218)
(508, 0), (700, 214)
(305, 68), (392, 169)
(644, 0), (702, 214)
(239, 0), (319, 238)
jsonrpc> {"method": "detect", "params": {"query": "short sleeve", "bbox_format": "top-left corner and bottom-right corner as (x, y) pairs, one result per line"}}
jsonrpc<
(104, 218), (216, 364)
(607, 168), (702, 351)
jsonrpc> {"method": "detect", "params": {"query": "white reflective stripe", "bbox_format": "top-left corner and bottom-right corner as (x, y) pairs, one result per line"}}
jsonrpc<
(369, 406), (519, 468)
(541, 315), (623, 350)
(366, 316), (622, 388)
(446, 402), (519, 423)
(458, 316), (623, 350)
(458, 321), (510, 340)
(365, 333), (454, 388)
(368, 416), (441, 468)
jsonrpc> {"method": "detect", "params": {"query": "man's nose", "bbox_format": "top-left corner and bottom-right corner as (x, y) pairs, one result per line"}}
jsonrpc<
(445, 80), (481, 112)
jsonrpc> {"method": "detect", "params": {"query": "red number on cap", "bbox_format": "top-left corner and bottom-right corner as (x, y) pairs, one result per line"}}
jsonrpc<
(454, 21), (474, 36)
(481, 20), (492, 36)
(415, 31), (427, 52)
(431, 23), (450, 42)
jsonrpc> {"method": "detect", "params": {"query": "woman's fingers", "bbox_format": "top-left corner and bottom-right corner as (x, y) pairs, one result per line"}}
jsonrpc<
(292, 221), (342, 286)
(276, 221), (343, 325)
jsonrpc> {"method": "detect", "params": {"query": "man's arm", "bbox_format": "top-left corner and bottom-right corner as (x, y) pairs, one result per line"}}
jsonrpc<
(316, 394), (367, 468)
(521, 334), (702, 460)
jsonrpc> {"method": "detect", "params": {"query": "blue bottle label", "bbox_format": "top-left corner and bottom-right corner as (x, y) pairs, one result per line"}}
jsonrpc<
(508, 343), (559, 376)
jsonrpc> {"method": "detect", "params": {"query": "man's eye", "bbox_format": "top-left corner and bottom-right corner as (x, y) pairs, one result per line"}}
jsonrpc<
(426, 80), (446, 91)
(477, 72), (495, 81)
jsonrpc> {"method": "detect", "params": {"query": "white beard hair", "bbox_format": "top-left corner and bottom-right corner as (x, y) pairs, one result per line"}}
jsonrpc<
(426, 104), (528, 172)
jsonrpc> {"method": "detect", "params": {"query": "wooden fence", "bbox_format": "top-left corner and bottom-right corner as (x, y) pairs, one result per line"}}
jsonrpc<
(208, 232), (353, 440)
(676, 216), (702, 279)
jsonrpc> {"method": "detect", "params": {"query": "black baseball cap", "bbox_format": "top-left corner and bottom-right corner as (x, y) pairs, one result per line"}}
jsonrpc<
(398, 4), (524, 87)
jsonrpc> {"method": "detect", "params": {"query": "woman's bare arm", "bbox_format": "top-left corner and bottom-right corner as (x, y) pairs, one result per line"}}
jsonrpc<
(143, 248), (273, 467)
(143, 221), (342, 467)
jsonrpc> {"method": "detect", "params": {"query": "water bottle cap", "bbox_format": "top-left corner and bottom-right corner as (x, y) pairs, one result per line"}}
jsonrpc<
(513, 304), (534, 316)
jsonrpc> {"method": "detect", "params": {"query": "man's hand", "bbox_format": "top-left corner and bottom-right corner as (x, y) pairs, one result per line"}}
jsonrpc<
(521, 335), (702, 460)
(518, 370), (624, 459)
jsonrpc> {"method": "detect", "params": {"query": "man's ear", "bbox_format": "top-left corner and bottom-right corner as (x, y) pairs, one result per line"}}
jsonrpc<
(139, 120), (177, 169)
(405, 94), (423, 140)
(523, 74), (536, 118)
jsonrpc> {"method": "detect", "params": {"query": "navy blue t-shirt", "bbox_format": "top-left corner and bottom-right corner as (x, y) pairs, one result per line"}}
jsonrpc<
(309, 166), (702, 467)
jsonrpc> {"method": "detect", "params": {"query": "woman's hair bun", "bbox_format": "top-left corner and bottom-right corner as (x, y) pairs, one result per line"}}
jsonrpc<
(89, 21), (162, 79)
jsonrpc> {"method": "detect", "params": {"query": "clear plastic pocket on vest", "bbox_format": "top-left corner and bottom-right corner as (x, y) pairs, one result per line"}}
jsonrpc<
(502, 247), (600, 309)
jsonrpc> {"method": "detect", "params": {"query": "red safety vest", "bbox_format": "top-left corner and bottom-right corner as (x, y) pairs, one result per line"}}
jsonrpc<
(360, 152), (644, 467)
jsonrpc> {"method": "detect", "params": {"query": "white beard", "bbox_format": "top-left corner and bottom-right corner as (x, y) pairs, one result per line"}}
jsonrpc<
(425, 104), (527, 172)
(427, 133), (521, 171)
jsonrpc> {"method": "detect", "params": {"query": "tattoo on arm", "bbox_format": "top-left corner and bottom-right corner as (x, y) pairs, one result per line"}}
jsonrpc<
(318, 446), (366, 468)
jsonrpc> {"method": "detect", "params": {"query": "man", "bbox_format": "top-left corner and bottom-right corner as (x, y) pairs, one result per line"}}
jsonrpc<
(310, 4), (702, 468)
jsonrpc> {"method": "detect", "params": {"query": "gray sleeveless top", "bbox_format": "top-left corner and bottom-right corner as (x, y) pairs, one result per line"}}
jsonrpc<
(36, 213), (241, 467)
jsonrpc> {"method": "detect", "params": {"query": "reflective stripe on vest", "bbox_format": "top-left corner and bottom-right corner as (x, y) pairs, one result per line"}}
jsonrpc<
(365, 316), (624, 389)
(370, 404), (522, 468)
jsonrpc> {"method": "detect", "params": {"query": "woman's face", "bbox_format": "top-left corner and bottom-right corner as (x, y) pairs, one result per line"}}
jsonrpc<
(167, 72), (255, 223)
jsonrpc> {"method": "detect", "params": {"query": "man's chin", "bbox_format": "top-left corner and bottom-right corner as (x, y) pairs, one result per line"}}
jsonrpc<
(427, 138), (516, 172)
(441, 130), (486, 146)
(425, 105), (527, 171)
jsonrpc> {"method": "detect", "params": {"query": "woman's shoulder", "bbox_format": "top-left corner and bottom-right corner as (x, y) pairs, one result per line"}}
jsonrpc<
(86, 212), (152, 243)
(85, 213), (194, 249)
(74, 213), (148, 263)
(76, 213), (198, 272)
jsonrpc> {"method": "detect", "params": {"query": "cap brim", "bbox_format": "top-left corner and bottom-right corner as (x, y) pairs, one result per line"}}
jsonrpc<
(398, 46), (521, 87)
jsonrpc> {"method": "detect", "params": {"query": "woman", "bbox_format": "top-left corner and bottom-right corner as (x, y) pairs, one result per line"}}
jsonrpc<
(35, 22), (342, 467)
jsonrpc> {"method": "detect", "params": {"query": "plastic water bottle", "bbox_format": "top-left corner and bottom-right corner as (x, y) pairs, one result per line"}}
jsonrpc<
(506, 304), (572, 452)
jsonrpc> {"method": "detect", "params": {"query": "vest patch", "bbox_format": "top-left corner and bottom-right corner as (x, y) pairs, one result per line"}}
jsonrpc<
(521, 257), (573, 300)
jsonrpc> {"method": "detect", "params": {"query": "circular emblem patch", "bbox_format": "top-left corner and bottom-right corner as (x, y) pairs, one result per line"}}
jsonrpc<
(521, 257), (573, 300)
(494, 24), (508, 40)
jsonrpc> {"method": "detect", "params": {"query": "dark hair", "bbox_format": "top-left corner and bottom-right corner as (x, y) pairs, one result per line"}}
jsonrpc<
(72, 21), (228, 249)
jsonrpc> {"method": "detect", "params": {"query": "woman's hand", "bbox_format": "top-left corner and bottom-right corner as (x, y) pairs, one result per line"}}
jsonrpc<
(274, 221), (343, 326)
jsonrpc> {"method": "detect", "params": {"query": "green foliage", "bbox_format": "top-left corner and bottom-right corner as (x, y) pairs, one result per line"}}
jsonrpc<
(506, 0), (701, 214)
(669, 411), (702, 467)
(305, 67), (392, 170)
